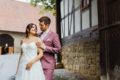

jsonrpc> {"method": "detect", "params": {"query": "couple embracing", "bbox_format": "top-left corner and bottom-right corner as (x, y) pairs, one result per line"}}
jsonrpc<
(15, 16), (62, 80)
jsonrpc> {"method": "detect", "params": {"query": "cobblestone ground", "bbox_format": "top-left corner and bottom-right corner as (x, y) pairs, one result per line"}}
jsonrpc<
(0, 54), (88, 80)
(53, 69), (88, 80)
(0, 54), (20, 80)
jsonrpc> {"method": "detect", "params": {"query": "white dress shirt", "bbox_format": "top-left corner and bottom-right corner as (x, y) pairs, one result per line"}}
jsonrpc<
(40, 29), (50, 41)
(40, 29), (50, 50)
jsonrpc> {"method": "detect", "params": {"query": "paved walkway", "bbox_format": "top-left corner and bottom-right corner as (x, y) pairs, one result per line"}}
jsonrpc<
(0, 54), (20, 80)
(0, 54), (88, 80)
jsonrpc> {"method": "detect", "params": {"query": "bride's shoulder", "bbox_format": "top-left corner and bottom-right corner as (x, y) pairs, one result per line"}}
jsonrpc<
(20, 38), (26, 45)
(34, 37), (42, 42)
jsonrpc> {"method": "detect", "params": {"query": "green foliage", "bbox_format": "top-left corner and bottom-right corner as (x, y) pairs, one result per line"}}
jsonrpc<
(30, 0), (56, 16)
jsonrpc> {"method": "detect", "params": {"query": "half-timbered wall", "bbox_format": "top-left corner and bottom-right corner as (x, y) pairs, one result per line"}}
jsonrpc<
(59, 0), (100, 79)
(60, 0), (98, 38)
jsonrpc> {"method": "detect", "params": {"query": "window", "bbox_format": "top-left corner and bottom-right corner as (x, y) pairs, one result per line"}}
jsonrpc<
(81, 0), (90, 11)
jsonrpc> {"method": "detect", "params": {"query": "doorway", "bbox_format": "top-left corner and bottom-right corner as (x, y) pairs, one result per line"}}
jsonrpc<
(0, 34), (14, 55)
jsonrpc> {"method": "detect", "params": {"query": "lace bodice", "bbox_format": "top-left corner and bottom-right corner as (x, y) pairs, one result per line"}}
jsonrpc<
(21, 42), (38, 62)
(16, 42), (45, 80)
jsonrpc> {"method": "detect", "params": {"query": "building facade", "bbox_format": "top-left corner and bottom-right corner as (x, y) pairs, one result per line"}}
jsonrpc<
(0, 0), (56, 54)
(56, 0), (120, 80)
(56, 0), (100, 79)
(0, 31), (25, 54)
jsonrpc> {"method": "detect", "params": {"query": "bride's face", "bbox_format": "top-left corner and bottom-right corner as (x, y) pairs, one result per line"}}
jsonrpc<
(29, 25), (37, 35)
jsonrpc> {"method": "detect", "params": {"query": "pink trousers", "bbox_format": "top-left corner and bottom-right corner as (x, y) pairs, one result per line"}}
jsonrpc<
(43, 69), (54, 80)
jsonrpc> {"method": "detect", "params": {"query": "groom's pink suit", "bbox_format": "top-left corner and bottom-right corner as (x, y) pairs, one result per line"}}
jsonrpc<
(40, 31), (62, 80)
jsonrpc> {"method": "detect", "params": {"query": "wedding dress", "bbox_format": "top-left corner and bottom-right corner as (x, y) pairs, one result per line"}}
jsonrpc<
(15, 42), (45, 80)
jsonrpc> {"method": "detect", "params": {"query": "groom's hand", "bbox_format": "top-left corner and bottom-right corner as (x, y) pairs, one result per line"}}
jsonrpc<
(26, 62), (33, 70)
(36, 42), (45, 50)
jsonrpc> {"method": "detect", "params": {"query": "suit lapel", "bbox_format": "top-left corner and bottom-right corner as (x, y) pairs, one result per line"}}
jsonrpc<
(43, 31), (51, 42)
(39, 32), (43, 37)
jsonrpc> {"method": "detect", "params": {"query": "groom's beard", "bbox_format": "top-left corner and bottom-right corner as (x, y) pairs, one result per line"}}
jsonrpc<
(40, 26), (49, 32)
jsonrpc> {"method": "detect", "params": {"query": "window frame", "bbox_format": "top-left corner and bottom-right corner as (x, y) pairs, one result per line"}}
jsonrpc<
(81, 0), (90, 11)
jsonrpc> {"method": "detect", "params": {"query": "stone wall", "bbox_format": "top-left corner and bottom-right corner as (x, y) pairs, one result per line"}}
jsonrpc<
(0, 31), (25, 53)
(61, 38), (100, 79)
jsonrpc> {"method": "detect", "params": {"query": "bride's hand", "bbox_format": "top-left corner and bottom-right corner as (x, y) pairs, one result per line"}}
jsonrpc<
(26, 62), (33, 70)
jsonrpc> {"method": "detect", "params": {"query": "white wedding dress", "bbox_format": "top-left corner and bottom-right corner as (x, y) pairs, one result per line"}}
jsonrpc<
(15, 42), (45, 80)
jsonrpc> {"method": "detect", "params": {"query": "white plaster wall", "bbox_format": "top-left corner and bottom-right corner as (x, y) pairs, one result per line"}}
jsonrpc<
(65, 17), (68, 37)
(60, 1), (64, 19)
(82, 10), (90, 30)
(69, 0), (73, 13)
(91, 0), (98, 26)
(75, 9), (81, 32)
(65, 0), (68, 16)
(61, 20), (64, 38)
(60, 0), (98, 37)
(69, 14), (74, 35)
(75, 0), (80, 8)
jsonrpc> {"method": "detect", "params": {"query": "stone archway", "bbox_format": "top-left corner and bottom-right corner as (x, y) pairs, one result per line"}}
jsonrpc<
(0, 34), (14, 55)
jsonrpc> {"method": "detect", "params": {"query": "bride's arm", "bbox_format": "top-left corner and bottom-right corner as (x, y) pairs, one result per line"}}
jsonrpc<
(16, 40), (23, 74)
(26, 38), (43, 70)
(16, 50), (22, 74)
(30, 45), (43, 64)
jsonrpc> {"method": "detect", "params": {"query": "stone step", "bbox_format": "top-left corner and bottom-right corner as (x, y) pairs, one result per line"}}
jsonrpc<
(53, 69), (88, 80)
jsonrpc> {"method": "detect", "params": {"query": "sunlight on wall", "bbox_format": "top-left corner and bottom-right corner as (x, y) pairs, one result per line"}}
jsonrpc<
(16, 0), (42, 5)
(16, 0), (31, 3)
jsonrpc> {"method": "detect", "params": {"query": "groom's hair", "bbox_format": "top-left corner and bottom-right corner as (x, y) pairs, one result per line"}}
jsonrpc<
(39, 16), (51, 25)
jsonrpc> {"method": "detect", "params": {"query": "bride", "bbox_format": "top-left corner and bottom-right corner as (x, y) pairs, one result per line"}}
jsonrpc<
(15, 23), (45, 80)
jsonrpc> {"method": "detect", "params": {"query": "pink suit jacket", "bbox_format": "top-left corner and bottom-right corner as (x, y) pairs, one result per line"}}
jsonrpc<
(40, 31), (62, 69)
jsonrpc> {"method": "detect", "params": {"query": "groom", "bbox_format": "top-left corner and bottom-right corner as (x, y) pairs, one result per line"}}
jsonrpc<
(36, 16), (62, 80)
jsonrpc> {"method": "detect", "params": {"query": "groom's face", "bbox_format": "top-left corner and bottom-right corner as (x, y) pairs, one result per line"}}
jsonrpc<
(39, 21), (48, 32)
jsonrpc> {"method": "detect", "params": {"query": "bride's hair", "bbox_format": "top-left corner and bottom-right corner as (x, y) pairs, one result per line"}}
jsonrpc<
(26, 23), (37, 38)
